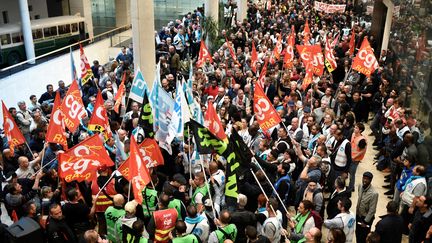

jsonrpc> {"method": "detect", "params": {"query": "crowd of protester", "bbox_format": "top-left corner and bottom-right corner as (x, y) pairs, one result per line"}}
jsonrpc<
(0, 0), (431, 242)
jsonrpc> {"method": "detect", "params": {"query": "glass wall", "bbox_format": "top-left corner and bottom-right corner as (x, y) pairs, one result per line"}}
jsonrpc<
(91, 0), (116, 35)
(154, 0), (205, 30)
(389, 0), (432, 125)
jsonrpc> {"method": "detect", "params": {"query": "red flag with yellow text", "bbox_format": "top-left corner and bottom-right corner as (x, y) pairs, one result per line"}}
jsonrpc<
(205, 100), (228, 141)
(88, 91), (112, 140)
(60, 80), (87, 133)
(352, 38), (379, 77)
(80, 44), (94, 86)
(58, 153), (100, 182)
(64, 134), (114, 167)
(2, 101), (26, 153)
(302, 62), (314, 91)
(296, 44), (325, 76)
(196, 41), (213, 67)
(139, 138), (164, 167)
(46, 92), (68, 148)
(253, 84), (281, 131)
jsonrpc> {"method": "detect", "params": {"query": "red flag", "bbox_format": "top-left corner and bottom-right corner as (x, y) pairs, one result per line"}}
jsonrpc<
(88, 91), (112, 140)
(80, 44), (94, 86)
(253, 84), (281, 131)
(324, 37), (337, 73)
(302, 62), (314, 91)
(251, 41), (258, 73)
(114, 73), (126, 113)
(303, 20), (311, 45)
(258, 57), (269, 87)
(226, 38), (241, 66)
(296, 44), (325, 76)
(196, 41), (213, 67)
(128, 137), (151, 204)
(283, 30), (295, 69)
(139, 138), (164, 167)
(60, 80), (87, 133)
(46, 92), (68, 149)
(352, 38), (379, 77)
(64, 134), (114, 167)
(273, 34), (283, 60)
(349, 28), (356, 56)
(204, 101), (228, 141)
(59, 153), (99, 182)
(2, 101), (26, 153)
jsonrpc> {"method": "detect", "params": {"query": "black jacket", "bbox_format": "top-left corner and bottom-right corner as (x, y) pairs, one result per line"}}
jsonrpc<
(46, 217), (77, 243)
(375, 214), (404, 243)
(326, 189), (351, 219)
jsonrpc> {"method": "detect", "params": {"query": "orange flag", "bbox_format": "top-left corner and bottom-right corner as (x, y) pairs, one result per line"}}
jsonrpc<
(205, 100), (228, 141)
(273, 34), (283, 60)
(126, 136), (151, 204)
(253, 84), (281, 131)
(196, 41), (213, 67)
(64, 134), (114, 167)
(251, 41), (258, 73)
(2, 101), (26, 153)
(114, 73), (126, 113)
(296, 44), (325, 76)
(88, 91), (112, 140)
(324, 37), (337, 73)
(258, 57), (269, 87)
(303, 20), (311, 45)
(58, 153), (100, 182)
(352, 38), (379, 77)
(46, 92), (68, 149)
(80, 44), (94, 86)
(283, 29), (295, 69)
(139, 138), (164, 167)
(349, 28), (356, 56)
(302, 62), (314, 91)
(60, 80), (86, 133)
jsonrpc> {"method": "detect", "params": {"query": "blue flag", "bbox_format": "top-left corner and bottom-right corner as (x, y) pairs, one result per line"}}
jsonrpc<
(129, 69), (148, 104)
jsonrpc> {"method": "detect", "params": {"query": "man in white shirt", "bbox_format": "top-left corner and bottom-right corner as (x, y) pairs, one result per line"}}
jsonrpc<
(15, 156), (40, 179)
(209, 161), (225, 214)
(262, 198), (282, 242)
(324, 198), (356, 243)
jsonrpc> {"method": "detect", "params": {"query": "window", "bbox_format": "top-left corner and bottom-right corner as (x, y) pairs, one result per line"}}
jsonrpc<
(28, 5), (33, 12)
(0, 34), (11, 45)
(11, 33), (22, 43)
(58, 24), (71, 35)
(43, 26), (57, 38)
(32, 29), (43, 40)
(71, 23), (78, 32)
(34, 15), (40, 19)
(2, 11), (8, 24)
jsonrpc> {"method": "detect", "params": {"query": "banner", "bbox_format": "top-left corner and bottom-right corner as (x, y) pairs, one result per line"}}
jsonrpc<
(352, 38), (379, 77)
(59, 153), (100, 182)
(272, 34), (283, 61)
(2, 101), (26, 153)
(88, 91), (111, 140)
(129, 69), (148, 104)
(45, 92), (68, 148)
(253, 84), (281, 131)
(138, 92), (154, 139)
(60, 80), (87, 133)
(314, 1), (346, 13)
(196, 41), (213, 67)
(79, 45), (93, 86)
(296, 44), (325, 76)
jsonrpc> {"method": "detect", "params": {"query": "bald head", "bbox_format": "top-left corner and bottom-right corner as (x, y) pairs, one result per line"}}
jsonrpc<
(113, 194), (125, 207)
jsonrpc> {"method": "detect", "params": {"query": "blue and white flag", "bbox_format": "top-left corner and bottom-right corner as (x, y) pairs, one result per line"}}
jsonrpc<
(151, 84), (175, 154)
(70, 47), (77, 81)
(129, 69), (148, 104)
(150, 63), (161, 131)
(170, 80), (191, 139)
(183, 79), (204, 125)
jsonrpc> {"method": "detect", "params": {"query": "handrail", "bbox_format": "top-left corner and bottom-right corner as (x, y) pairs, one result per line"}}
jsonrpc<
(0, 24), (132, 72)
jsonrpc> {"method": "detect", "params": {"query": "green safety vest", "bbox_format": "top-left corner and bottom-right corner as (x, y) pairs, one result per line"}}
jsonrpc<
(192, 184), (208, 205)
(104, 206), (126, 242)
(168, 198), (183, 220)
(215, 224), (237, 243)
(172, 234), (200, 243)
(126, 234), (149, 243)
(142, 187), (158, 217)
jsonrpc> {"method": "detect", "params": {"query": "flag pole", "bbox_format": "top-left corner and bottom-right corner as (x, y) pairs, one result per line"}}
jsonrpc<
(31, 157), (56, 177)
(187, 127), (193, 199)
(94, 171), (116, 199)
(252, 157), (290, 217)
(200, 161), (217, 217)
(249, 168), (289, 238)
(25, 142), (36, 159)
(127, 179), (132, 202)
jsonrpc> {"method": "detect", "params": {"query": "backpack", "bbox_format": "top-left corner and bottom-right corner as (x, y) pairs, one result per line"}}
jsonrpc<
(308, 210), (323, 230)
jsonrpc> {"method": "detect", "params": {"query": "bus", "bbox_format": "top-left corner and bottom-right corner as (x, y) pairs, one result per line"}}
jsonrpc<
(0, 15), (87, 66)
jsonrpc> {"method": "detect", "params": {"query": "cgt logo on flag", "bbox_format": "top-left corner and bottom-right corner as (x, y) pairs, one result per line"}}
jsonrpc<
(59, 154), (100, 182)
(61, 80), (86, 133)
(253, 84), (281, 131)
(297, 44), (325, 76)
(352, 39), (379, 77)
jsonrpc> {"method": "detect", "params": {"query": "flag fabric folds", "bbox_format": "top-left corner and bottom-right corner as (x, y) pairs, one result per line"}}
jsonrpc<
(60, 80), (87, 133)
(253, 84), (282, 131)
(79, 44), (94, 86)
(251, 41), (258, 73)
(138, 92), (154, 139)
(302, 62), (314, 91)
(45, 91), (68, 148)
(58, 153), (100, 182)
(349, 28), (356, 56)
(352, 38), (379, 77)
(196, 41), (213, 67)
(129, 69), (149, 104)
(296, 44), (325, 76)
(114, 73), (126, 113)
(283, 28), (295, 69)
(2, 101), (26, 153)
(324, 37), (337, 73)
(170, 80), (191, 139)
(88, 91), (112, 141)
(64, 134), (114, 167)
(139, 138), (164, 166)
(204, 100), (227, 141)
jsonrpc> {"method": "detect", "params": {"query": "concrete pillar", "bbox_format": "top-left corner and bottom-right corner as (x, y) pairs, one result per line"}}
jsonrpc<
(370, 0), (386, 55)
(18, 0), (35, 64)
(380, 0), (394, 55)
(69, 0), (94, 39)
(236, 0), (248, 22)
(205, 0), (219, 24)
(115, 0), (131, 27)
(131, 0), (155, 88)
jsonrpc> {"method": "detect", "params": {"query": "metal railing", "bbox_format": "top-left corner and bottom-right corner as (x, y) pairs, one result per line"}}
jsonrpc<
(0, 24), (132, 74)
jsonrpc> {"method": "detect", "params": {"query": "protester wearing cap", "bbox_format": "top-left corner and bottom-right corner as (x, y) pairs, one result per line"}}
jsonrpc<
(355, 171), (379, 243)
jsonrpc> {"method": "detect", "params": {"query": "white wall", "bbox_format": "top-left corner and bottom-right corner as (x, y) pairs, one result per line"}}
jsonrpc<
(0, 29), (131, 123)
(0, 0), (48, 23)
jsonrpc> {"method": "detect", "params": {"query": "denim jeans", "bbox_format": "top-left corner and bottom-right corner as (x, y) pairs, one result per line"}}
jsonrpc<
(348, 161), (360, 192)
